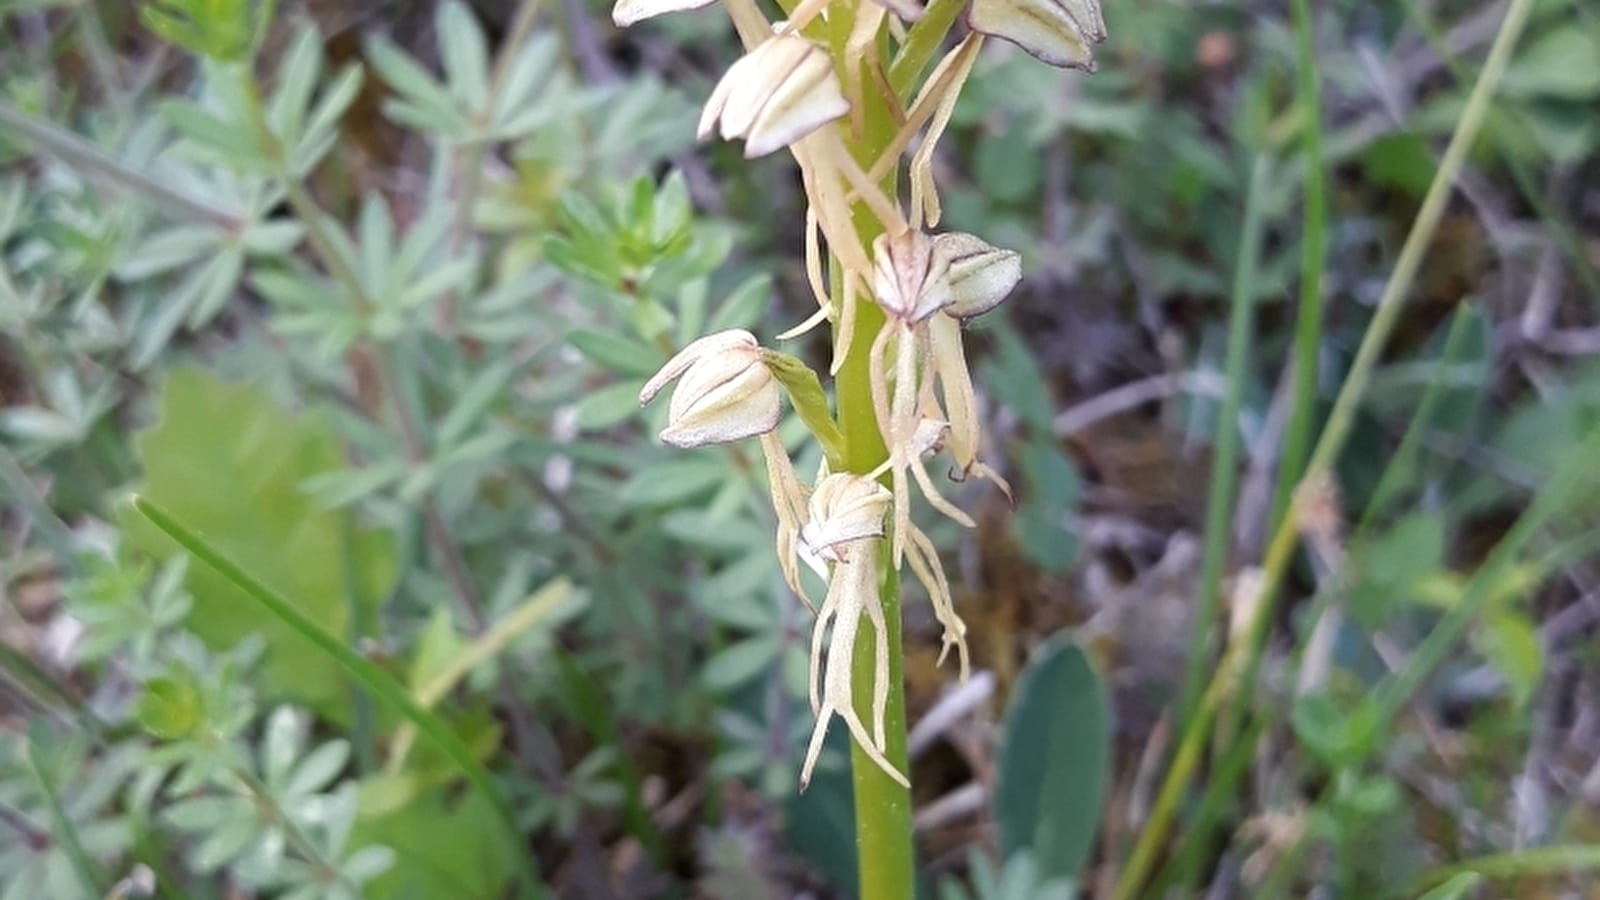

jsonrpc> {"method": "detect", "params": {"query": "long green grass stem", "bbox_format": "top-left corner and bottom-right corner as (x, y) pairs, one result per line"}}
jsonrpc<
(1177, 155), (1269, 731)
(1405, 0), (1600, 308)
(1271, 0), (1328, 533)
(1113, 1), (1539, 895)
(1407, 845), (1600, 896)
(130, 496), (543, 897)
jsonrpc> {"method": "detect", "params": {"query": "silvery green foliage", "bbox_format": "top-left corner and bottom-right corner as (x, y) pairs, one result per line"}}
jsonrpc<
(161, 707), (390, 899)
(0, 729), (141, 900)
(1, 0), (807, 892)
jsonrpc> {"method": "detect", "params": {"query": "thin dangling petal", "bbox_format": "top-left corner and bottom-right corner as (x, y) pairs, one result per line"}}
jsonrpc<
(908, 36), (982, 228)
(778, 305), (832, 341)
(760, 431), (813, 609)
(830, 272), (861, 377)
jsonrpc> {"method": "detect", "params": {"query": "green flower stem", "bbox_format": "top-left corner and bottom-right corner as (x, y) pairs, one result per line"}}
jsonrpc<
(833, 19), (915, 900)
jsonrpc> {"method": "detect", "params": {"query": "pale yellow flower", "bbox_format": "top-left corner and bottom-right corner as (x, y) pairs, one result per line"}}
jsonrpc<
(639, 329), (781, 448)
(698, 35), (850, 158)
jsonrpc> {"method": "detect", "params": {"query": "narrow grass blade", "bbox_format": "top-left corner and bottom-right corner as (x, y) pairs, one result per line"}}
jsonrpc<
(1409, 846), (1600, 898)
(1271, 0), (1328, 531)
(130, 495), (543, 897)
(1113, 1), (1543, 894)
(1178, 155), (1270, 729)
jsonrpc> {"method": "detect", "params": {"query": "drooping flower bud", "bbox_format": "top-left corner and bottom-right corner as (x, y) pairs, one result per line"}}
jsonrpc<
(935, 232), (1022, 319)
(610, 0), (715, 27)
(698, 35), (850, 158)
(639, 329), (781, 448)
(871, 230), (952, 323)
(967, 0), (1108, 71)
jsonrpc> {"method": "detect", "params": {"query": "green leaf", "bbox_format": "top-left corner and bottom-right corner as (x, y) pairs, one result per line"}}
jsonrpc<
(618, 458), (725, 508)
(760, 349), (845, 469)
(1349, 512), (1445, 628)
(437, 0), (489, 110)
(1291, 692), (1379, 768)
(160, 99), (264, 164)
(568, 328), (661, 377)
(1501, 27), (1600, 100)
(702, 636), (778, 690)
(122, 368), (396, 715)
(708, 273), (772, 333)
(983, 327), (1055, 434)
(352, 779), (517, 900)
(574, 380), (643, 430)
(1478, 611), (1542, 708)
(136, 675), (203, 740)
(996, 634), (1109, 883)
(1416, 873), (1483, 900)
(1014, 443), (1080, 574)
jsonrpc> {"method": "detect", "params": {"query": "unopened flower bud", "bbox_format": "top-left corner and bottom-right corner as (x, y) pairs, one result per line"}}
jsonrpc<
(639, 330), (781, 448)
(872, 230), (952, 323)
(698, 36), (850, 158)
(935, 232), (1022, 319)
(801, 474), (892, 564)
(967, 0), (1108, 71)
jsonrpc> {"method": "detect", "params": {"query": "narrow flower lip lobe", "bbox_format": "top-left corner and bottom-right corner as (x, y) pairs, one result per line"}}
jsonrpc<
(610, 0), (717, 27)
(935, 232), (1022, 319)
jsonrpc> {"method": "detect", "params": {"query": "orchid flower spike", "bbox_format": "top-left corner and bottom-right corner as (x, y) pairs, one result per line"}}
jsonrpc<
(967, 0), (1108, 71)
(639, 329), (781, 448)
(699, 35), (850, 158)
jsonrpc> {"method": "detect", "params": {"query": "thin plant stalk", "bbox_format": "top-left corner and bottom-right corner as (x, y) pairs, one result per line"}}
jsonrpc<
(1405, 0), (1600, 306)
(1177, 155), (1269, 730)
(1113, 0), (1539, 894)
(1408, 844), (1600, 895)
(1271, 0), (1328, 533)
